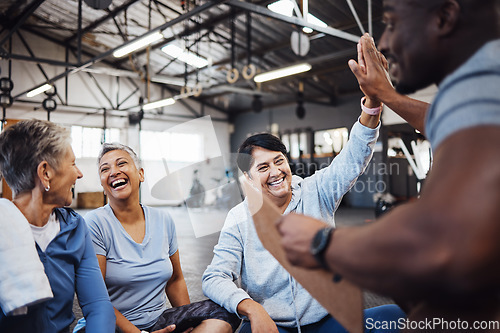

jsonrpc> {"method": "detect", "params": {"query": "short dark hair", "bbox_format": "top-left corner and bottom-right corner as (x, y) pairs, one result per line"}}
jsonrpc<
(236, 133), (287, 173)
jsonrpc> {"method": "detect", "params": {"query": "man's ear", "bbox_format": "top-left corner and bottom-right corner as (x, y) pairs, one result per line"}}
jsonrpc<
(139, 168), (145, 182)
(435, 0), (460, 36)
(37, 161), (53, 189)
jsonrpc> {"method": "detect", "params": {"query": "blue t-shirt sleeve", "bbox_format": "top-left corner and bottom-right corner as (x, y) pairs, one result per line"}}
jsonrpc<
(165, 212), (178, 257)
(425, 40), (500, 150)
(84, 210), (107, 256)
(426, 61), (500, 148)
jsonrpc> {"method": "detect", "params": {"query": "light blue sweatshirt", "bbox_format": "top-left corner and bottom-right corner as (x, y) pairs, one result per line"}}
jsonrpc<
(202, 119), (379, 328)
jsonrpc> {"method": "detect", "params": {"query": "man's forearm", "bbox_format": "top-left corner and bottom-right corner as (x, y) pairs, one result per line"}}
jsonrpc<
(380, 92), (429, 134)
(324, 201), (447, 299)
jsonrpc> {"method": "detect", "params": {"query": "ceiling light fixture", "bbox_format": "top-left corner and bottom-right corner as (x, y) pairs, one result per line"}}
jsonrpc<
(254, 63), (311, 83)
(26, 84), (52, 98)
(302, 13), (328, 33)
(113, 32), (164, 58)
(267, 0), (294, 16)
(161, 44), (209, 68)
(143, 97), (175, 111)
(268, 0), (327, 34)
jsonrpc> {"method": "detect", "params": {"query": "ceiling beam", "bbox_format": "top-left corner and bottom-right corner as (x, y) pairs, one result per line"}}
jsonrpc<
(1, 1), (25, 24)
(13, 0), (229, 100)
(1, 52), (78, 68)
(346, 0), (366, 35)
(0, 0), (46, 46)
(116, 3), (249, 65)
(226, 0), (360, 43)
(14, 98), (228, 122)
(180, 13), (379, 79)
(16, 30), (65, 104)
(115, 0), (278, 65)
(63, 0), (142, 44)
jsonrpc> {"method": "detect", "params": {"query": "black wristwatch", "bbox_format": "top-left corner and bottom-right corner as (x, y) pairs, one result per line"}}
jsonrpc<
(310, 226), (334, 269)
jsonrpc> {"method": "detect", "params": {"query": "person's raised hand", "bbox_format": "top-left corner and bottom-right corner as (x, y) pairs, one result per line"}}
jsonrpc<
(276, 213), (329, 269)
(348, 33), (393, 104)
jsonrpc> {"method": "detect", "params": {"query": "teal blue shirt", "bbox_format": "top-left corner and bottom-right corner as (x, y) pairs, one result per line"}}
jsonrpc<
(85, 205), (178, 329)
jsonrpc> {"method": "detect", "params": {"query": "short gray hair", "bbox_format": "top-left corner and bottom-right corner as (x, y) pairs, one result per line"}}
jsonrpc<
(98, 142), (141, 170)
(0, 119), (71, 196)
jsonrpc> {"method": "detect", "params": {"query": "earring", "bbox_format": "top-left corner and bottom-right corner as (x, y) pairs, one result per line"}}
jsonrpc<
(45, 184), (50, 192)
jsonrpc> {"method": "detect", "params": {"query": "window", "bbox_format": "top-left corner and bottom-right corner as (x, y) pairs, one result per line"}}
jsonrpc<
(140, 130), (203, 163)
(289, 133), (300, 159)
(314, 127), (348, 156)
(71, 126), (120, 158)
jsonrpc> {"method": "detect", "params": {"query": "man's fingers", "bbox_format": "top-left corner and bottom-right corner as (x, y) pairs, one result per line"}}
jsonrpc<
(348, 59), (362, 78)
(380, 52), (389, 71)
(357, 42), (366, 74)
(360, 35), (380, 69)
(165, 324), (176, 332)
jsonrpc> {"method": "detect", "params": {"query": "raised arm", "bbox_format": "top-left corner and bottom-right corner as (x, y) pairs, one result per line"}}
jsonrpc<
(349, 34), (429, 133)
(307, 119), (379, 216)
(278, 126), (500, 299)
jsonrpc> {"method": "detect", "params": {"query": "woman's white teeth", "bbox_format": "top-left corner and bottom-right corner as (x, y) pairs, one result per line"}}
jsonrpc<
(111, 179), (127, 188)
(269, 178), (284, 186)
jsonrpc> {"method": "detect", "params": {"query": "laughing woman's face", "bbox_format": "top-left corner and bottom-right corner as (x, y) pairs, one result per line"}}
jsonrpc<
(98, 149), (144, 202)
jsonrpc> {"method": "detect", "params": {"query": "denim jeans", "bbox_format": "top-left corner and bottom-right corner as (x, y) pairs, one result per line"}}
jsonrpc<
(238, 304), (405, 333)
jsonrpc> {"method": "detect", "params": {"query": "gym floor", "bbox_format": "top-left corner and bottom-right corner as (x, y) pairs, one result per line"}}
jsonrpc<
(71, 206), (394, 331)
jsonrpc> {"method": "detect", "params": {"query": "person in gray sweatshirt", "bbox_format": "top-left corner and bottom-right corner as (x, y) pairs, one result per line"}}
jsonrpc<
(202, 101), (405, 333)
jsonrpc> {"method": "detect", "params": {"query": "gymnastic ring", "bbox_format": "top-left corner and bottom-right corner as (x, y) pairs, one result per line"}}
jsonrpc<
(226, 68), (239, 84)
(44, 85), (57, 97)
(241, 64), (256, 80)
(192, 83), (203, 97)
(42, 98), (57, 112)
(181, 86), (192, 97)
(0, 78), (14, 92)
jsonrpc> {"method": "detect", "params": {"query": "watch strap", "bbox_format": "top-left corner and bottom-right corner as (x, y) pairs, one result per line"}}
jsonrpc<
(311, 227), (334, 269)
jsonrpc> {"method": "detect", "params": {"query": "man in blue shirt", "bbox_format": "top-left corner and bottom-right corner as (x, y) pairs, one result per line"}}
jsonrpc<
(277, 0), (500, 328)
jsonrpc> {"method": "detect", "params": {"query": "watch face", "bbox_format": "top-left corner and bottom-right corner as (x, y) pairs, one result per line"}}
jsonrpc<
(311, 230), (323, 249)
(311, 227), (330, 255)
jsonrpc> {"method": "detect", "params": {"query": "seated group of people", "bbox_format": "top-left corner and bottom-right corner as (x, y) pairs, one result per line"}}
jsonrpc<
(3, 0), (500, 328)
(0, 87), (403, 333)
(0, 89), (404, 333)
